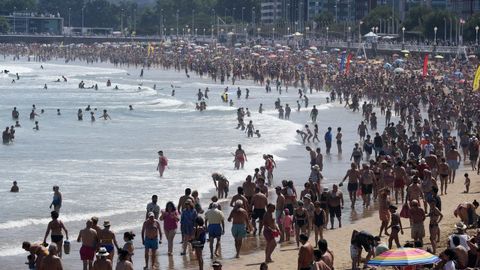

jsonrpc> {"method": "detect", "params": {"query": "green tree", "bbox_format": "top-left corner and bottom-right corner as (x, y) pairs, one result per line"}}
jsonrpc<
(38, 0), (85, 27)
(0, 17), (10, 33)
(402, 5), (432, 33)
(464, 12), (480, 42)
(0, 0), (36, 15)
(422, 10), (455, 40)
(315, 11), (334, 27)
(84, 0), (120, 28)
(361, 6), (396, 34)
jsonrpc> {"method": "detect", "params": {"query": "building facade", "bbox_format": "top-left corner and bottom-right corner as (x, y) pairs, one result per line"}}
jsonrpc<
(3, 13), (64, 35)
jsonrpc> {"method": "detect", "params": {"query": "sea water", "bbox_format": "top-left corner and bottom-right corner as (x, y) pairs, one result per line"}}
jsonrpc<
(0, 58), (384, 269)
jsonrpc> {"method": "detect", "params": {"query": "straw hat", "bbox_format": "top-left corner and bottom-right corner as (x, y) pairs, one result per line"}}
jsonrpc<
(103, 220), (110, 227)
(455, 222), (467, 230)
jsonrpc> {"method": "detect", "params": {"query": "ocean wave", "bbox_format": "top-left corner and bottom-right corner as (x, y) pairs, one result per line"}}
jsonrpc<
(0, 208), (138, 230)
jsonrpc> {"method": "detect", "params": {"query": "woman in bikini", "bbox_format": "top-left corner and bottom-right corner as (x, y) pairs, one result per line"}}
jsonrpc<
(427, 200), (443, 254)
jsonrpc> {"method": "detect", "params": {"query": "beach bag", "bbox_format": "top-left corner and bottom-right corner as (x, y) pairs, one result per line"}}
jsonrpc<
(63, 240), (70, 255)
(400, 203), (410, 218)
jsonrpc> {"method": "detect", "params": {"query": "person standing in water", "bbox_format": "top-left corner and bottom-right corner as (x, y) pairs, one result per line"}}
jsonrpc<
(157, 151), (168, 177)
(234, 145), (247, 170)
(100, 110), (111, 120)
(43, 211), (69, 257)
(50, 186), (62, 213)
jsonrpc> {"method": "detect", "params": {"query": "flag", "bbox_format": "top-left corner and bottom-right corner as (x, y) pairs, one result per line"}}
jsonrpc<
(422, 55), (428, 78)
(473, 65), (480, 91)
(345, 53), (353, 75)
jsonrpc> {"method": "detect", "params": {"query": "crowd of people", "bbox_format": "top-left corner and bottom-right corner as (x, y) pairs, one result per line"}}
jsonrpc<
(2, 39), (480, 270)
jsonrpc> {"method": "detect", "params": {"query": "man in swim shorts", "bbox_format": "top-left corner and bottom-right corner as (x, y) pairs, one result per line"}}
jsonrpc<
(142, 212), (162, 270)
(205, 203), (225, 259)
(228, 200), (251, 258)
(251, 187), (268, 235)
(76, 220), (98, 270)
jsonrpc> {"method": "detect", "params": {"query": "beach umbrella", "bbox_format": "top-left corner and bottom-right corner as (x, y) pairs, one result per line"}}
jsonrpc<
(401, 49), (410, 54)
(293, 32), (303, 37)
(234, 43), (242, 47)
(368, 248), (440, 266)
(434, 55), (444, 59)
(468, 54), (477, 59)
(364, 31), (378, 37)
(309, 46), (318, 51)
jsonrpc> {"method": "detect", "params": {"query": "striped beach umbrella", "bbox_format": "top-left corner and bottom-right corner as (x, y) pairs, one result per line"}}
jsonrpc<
(368, 248), (440, 266)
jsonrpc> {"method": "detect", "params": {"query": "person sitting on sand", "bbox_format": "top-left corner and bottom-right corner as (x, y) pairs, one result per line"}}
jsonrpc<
(10, 181), (19, 192)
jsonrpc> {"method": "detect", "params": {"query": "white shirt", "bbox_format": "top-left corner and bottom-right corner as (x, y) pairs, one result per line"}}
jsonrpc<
(448, 233), (470, 251)
(146, 202), (160, 219)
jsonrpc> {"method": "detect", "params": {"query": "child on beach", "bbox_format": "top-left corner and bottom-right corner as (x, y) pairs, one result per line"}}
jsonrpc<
(192, 217), (206, 270)
(282, 208), (293, 242)
(386, 205), (403, 249)
(464, 173), (470, 193)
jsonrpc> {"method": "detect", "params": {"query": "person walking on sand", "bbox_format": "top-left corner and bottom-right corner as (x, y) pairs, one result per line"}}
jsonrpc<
(146, 195), (160, 219)
(340, 163), (361, 209)
(205, 203), (225, 259)
(98, 221), (120, 262)
(228, 200), (251, 258)
(378, 189), (391, 237)
(327, 184), (343, 229)
(156, 151), (168, 177)
(43, 211), (69, 258)
(142, 212), (163, 269)
(386, 205), (403, 249)
(50, 186), (62, 213)
(251, 187), (268, 235)
(77, 220), (98, 270)
(263, 203), (279, 263)
(446, 145), (461, 184)
(160, 201), (179, 256)
(409, 200), (426, 245)
(298, 234), (314, 270)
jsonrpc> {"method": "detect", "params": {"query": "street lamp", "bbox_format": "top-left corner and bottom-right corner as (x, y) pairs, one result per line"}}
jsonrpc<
(476, 25), (479, 45)
(402, 27), (405, 44)
(347, 26), (351, 42)
(326, 26), (329, 44)
(241, 7), (245, 25)
(287, 27), (290, 35)
(272, 27), (275, 40)
(257, 27), (260, 39)
(359, 21), (363, 42)
(81, 7), (85, 33)
(25, 8), (28, 34)
(306, 26), (310, 39)
(13, 6), (16, 33)
(176, 9), (179, 37)
(68, 8), (71, 28)
(434, 26), (438, 44)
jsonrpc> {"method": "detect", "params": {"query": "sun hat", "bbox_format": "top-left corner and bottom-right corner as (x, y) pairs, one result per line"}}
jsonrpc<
(455, 222), (467, 230)
(103, 220), (110, 227)
(96, 247), (109, 257)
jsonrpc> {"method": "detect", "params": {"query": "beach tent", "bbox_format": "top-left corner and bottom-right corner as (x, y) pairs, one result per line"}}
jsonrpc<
(434, 55), (444, 59)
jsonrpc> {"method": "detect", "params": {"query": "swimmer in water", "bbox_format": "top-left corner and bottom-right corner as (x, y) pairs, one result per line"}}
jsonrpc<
(57, 109), (61, 116)
(171, 89), (175, 96)
(129, 105), (133, 110)
(78, 109), (83, 121)
(33, 121), (39, 131)
(44, 84), (48, 90)
(255, 130), (261, 138)
(10, 181), (19, 192)
(114, 85), (119, 90)
(15, 121), (21, 127)
(90, 112), (95, 122)
(100, 110), (111, 120)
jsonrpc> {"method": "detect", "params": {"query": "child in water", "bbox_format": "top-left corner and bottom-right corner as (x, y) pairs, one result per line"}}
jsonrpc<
(255, 130), (261, 138)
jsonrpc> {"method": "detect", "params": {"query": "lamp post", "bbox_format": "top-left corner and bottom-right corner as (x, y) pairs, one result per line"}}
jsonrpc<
(306, 26), (310, 40)
(203, 28), (205, 40)
(287, 27), (290, 35)
(224, 8), (228, 23)
(160, 9), (163, 38)
(81, 7), (85, 33)
(434, 26), (438, 44)
(241, 7), (245, 25)
(257, 27), (260, 39)
(402, 27), (405, 44)
(192, 9), (195, 35)
(272, 27), (275, 40)
(326, 26), (329, 44)
(13, 6), (16, 33)
(120, 9), (124, 36)
(359, 21), (363, 42)
(347, 26), (351, 42)
(176, 9), (179, 37)
(476, 25), (479, 45)
(25, 8), (28, 34)
(68, 8), (71, 28)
